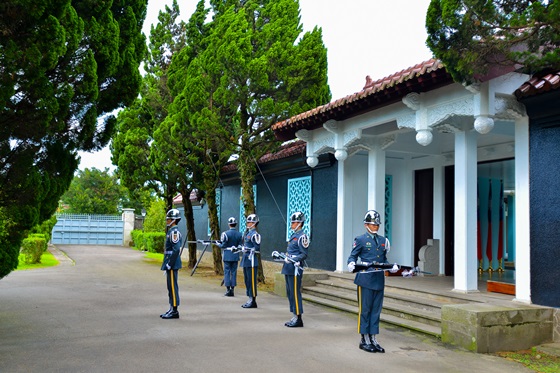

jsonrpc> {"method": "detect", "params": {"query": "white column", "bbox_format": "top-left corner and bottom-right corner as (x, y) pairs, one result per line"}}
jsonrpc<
(367, 148), (386, 235)
(433, 163), (445, 275)
(454, 130), (478, 292)
(336, 159), (347, 272)
(122, 208), (135, 247)
(514, 116), (531, 303)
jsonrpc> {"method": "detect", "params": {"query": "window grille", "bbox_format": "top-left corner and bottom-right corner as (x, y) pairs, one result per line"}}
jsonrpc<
(239, 185), (257, 232)
(286, 176), (312, 240)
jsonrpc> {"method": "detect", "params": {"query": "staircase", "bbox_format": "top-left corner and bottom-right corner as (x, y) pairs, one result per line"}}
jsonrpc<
(302, 272), (483, 339)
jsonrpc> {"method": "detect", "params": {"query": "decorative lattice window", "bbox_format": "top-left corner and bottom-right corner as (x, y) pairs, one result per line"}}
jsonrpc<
(286, 176), (312, 240)
(239, 185), (257, 232)
(385, 175), (392, 242)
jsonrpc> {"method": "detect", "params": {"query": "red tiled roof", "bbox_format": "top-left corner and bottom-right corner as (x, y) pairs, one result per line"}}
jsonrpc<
(272, 59), (452, 141)
(515, 71), (560, 99)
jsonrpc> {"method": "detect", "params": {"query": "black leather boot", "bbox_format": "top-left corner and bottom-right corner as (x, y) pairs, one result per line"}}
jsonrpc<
(224, 286), (231, 296)
(359, 335), (376, 353)
(162, 307), (179, 319)
(241, 297), (257, 308)
(370, 335), (385, 353)
(160, 307), (172, 318)
(285, 315), (303, 327)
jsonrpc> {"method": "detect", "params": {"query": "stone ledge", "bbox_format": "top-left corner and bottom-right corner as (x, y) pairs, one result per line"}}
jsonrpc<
(441, 303), (554, 353)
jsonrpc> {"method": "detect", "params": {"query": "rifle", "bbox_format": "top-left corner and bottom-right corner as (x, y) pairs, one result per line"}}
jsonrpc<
(186, 239), (222, 245)
(190, 231), (215, 276)
(352, 262), (431, 277)
(272, 251), (302, 276)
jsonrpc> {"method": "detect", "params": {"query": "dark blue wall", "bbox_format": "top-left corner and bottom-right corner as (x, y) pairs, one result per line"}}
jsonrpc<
(180, 153), (338, 271)
(523, 90), (560, 308)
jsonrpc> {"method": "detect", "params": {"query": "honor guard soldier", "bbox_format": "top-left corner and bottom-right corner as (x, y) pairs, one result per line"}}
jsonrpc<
(240, 214), (260, 308)
(282, 211), (309, 327)
(160, 209), (183, 319)
(347, 210), (395, 352)
(219, 217), (242, 296)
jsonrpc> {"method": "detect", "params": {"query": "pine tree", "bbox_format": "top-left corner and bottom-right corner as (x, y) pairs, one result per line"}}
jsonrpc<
(0, 0), (147, 279)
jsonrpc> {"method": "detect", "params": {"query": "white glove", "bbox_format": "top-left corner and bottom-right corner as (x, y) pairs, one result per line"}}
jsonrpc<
(166, 264), (171, 270)
(284, 257), (290, 264)
(347, 262), (355, 272)
(389, 263), (399, 273)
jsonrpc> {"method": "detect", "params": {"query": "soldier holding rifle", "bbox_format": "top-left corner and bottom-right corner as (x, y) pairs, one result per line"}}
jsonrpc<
(240, 214), (261, 309)
(281, 211), (309, 328)
(347, 210), (397, 353)
(219, 217), (242, 297)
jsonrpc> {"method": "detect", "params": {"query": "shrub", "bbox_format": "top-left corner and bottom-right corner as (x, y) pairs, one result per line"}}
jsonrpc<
(131, 230), (145, 250)
(143, 199), (166, 233)
(30, 215), (57, 244)
(20, 237), (46, 264)
(28, 234), (48, 252)
(144, 232), (166, 253)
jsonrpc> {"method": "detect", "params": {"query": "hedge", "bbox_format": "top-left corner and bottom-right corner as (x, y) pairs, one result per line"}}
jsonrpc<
(131, 230), (166, 253)
(20, 236), (47, 264)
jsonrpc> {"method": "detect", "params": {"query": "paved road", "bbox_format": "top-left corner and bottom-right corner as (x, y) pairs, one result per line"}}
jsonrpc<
(0, 245), (532, 373)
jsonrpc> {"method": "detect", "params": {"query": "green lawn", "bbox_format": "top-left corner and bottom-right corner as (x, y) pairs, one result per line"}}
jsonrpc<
(17, 251), (59, 270)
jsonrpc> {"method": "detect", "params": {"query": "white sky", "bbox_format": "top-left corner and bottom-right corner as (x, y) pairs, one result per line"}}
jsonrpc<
(78, 0), (433, 171)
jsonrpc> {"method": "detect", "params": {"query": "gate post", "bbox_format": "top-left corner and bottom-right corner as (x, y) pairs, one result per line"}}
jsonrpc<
(122, 208), (135, 247)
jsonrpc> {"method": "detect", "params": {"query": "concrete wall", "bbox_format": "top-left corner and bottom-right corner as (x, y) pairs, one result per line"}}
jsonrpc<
(441, 303), (554, 352)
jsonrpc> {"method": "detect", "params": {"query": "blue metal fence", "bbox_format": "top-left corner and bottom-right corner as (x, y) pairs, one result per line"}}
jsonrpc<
(52, 214), (124, 245)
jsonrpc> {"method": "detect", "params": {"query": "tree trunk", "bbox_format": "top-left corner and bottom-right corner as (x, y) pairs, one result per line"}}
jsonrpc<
(180, 187), (197, 268)
(238, 148), (265, 283)
(206, 187), (223, 275)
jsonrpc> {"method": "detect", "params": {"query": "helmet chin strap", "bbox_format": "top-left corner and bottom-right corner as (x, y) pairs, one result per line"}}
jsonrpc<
(365, 224), (378, 235)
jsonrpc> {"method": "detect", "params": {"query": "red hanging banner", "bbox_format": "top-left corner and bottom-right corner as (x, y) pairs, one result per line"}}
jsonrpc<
(477, 182), (482, 261)
(497, 180), (504, 261)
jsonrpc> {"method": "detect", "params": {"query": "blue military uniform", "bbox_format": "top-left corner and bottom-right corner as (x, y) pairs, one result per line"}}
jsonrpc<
(219, 228), (242, 295)
(281, 229), (309, 317)
(347, 232), (390, 336)
(241, 228), (260, 303)
(162, 225), (182, 312)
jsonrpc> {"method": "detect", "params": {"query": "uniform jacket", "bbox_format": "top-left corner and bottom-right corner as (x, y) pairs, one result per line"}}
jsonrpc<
(219, 228), (243, 262)
(240, 228), (260, 268)
(347, 232), (390, 290)
(162, 225), (182, 270)
(281, 229), (309, 276)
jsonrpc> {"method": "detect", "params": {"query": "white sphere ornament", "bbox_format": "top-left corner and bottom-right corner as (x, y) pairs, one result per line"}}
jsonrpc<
(474, 116), (494, 134)
(334, 149), (347, 161)
(306, 156), (319, 168)
(416, 129), (433, 146)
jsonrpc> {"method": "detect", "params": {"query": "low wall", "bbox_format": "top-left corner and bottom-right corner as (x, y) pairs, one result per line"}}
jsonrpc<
(441, 303), (554, 353)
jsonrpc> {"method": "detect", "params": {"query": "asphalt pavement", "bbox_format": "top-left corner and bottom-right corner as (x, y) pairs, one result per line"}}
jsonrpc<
(0, 245), (534, 373)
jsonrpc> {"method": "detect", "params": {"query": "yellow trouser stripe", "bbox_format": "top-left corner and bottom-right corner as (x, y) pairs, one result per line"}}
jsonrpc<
(170, 270), (177, 307)
(251, 267), (256, 296)
(294, 275), (300, 315)
(357, 286), (362, 332)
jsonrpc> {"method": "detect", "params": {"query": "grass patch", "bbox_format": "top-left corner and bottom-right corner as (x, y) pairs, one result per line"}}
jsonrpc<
(17, 251), (59, 270)
(494, 348), (560, 373)
(143, 251), (164, 263)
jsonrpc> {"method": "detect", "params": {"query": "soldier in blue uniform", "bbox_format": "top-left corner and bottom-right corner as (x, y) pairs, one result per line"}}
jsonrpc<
(219, 217), (242, 297)
(347, 210), (395, 352)
(161, 209), (183, 319)
(240, 214), (260, 309)
(281, 211), (309, 327)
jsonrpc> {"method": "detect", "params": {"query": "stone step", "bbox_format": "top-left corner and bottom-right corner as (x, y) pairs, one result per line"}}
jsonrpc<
(326, 272), (480, 305)
(309, 282), (446, 314)
(302, 294), (441, 338)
